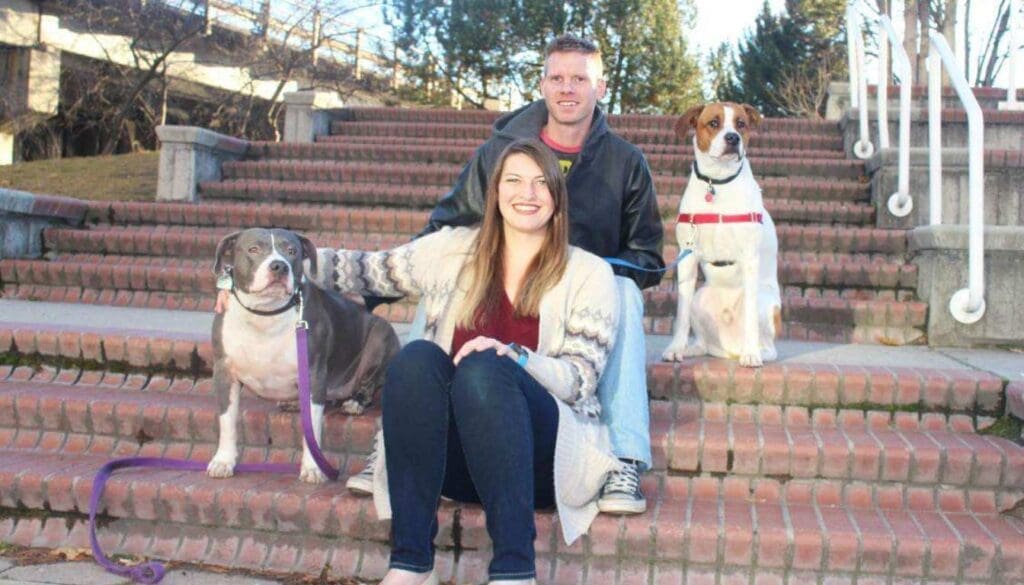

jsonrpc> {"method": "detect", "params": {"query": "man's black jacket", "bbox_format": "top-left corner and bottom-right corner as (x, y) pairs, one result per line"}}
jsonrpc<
(420, 100), (665, 290)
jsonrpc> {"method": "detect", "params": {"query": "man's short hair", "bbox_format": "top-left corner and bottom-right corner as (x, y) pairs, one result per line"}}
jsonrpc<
(544, 34), (601, 59)
(543, 34), (604, 79)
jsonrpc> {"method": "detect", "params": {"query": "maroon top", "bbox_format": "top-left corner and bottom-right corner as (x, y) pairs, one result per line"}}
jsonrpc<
(451, 292), (540, 357)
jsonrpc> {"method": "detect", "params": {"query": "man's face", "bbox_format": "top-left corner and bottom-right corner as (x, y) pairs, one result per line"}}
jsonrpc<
(540, 51), (607, 128)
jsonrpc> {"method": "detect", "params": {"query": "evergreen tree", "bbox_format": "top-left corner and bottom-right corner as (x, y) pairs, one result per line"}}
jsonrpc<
(718, 0), (846, 117)
(385, 0), (703, 114)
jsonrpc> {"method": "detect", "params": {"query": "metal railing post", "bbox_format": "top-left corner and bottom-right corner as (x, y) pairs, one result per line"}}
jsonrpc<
(928, 31), (986, 324)
(848, 2), (874, 158)
(880, 15), (912, 217)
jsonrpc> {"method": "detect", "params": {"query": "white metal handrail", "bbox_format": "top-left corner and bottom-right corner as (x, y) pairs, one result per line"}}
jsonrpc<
(928, 31), (986, 324)
(847, 3), (872, 158)
(877, 15), (912, 217)
(1000, 0), (1022, 110)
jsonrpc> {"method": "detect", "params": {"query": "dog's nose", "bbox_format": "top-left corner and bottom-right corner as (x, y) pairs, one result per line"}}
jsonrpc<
(724, 132), (741, 146)
(268, 260), (288, 274)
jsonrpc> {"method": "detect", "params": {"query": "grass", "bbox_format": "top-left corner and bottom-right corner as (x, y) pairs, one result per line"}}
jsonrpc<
(0, 151), (159, 202)
(978, 415), (1024, 442)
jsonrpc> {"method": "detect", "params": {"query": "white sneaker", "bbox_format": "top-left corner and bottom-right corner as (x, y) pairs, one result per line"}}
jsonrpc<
(487, 580), (536, 585)
(596, 459), (646, 515)
(345, 445), (378, 496)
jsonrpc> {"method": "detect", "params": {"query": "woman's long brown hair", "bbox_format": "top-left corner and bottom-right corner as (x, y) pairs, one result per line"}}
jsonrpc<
(456, 139), (570, 328)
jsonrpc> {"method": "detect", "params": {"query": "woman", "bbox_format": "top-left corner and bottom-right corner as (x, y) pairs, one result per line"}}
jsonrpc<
(320, 139), (622, 585)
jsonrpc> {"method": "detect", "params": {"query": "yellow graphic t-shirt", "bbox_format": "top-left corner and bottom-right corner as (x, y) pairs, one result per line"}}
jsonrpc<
(539, 129), (581, 175)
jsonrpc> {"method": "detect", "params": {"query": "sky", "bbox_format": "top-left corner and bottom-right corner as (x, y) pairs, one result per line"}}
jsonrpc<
(342, 0), (1021, 91)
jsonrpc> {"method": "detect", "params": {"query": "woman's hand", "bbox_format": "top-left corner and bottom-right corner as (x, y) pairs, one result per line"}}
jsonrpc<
(452, 335), (516, 366)
(215, 290), (230, 314)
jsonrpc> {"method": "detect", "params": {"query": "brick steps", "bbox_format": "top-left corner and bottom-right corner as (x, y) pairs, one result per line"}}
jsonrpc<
(336, 107), (842, 133)
(317, 133), (847, 158)
(44, 221), (902, 258)
(1, 447), (1022, 583)
(249, 140), (849, 164)
(198, 177), (871, 208)
(84, 199), (871, 239)
(2, 373), (1020, 496)
(38, 250), (915, 293)
(0, 323), (1004, 413)
(220, 156), (864, 183)
(326, 121), (846, 151)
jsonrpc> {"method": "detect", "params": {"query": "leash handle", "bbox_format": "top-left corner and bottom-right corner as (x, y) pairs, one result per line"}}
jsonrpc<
(603, 249), (691, 274)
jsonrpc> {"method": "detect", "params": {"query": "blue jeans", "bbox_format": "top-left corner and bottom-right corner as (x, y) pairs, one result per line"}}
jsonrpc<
(382, 340), (558, 581)
(599, 277), (652, 470)
(406, 276), (652, 472)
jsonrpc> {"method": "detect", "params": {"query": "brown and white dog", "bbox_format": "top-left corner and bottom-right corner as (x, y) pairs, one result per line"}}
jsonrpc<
(208, 228), (400, 483)
(661, 103), (782, 367)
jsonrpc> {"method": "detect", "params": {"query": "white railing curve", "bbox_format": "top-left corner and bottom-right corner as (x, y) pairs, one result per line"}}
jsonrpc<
(928, 31), (986, 324)
(846, 3), (873, 158)
(878, 15), (913, 217)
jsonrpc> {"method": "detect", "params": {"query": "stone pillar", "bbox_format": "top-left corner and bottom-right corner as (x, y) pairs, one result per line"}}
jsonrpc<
(282, 91), (344, 143)
(910, 225), (1024, 347)
(0, 44), (60, 165)
(867, 148), (1024, 230)
(155, 126), (249, 202)
(0, 188), (88, 259)
(0, 132), (12, 166)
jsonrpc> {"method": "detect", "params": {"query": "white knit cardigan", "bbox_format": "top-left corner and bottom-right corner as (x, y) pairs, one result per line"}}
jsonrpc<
(315, 226), (623, 544)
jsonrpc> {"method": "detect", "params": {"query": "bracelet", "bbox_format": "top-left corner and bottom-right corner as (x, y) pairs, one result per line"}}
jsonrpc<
(507, 342), (529, 367)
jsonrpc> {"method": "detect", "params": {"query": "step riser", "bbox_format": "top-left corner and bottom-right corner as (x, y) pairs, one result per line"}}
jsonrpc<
(198, 180), (871, 208)
(36, 252), (917, 291)
(220, 158), (864, 183)
(335, 107), (842, 133)
(39, 221), (903, 257)
(251, 142), (849, 164)
(327, 123), (846, 151)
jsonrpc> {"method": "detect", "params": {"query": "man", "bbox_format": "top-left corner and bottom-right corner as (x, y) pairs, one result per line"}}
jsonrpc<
(351, 34), (663, 514)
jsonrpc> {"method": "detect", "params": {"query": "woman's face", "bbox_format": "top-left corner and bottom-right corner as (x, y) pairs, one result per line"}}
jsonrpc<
(497, 153), (555, 237)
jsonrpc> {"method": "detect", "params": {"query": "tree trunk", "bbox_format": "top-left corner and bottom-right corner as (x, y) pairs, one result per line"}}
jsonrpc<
(941, 0), (956, 86)
(916, 0), (930, 83)
(904, 0), (920, 85)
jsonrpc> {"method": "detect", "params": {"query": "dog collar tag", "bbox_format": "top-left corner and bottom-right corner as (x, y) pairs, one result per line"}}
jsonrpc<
(704, 184), (716, 203)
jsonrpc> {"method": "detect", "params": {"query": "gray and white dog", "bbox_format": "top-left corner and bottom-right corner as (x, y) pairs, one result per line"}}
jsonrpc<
(208, 228), (400, 483)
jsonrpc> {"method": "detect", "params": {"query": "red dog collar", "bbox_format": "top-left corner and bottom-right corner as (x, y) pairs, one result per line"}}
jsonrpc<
(678, 212), (764, 225)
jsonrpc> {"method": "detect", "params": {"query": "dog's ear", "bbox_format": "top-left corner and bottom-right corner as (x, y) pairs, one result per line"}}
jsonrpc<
(297, 234), (318, 278)
(675, 105), (704, 140)
(740, 103), (763, 129)
(214, 231), (243, 276)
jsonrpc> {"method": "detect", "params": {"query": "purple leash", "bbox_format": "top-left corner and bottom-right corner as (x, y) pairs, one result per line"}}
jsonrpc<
(88, 317), (339, 583)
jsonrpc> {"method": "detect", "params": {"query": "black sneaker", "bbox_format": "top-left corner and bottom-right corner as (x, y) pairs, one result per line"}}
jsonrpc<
(597, 459), (646, 515)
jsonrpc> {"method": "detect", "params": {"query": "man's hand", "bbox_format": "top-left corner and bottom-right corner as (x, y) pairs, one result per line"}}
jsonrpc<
(215, 290), (230, 314)
(452, 335), (515, 366)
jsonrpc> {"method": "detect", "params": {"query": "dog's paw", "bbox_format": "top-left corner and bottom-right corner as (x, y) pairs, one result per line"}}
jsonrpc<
(341, 399), (366, 415)
(739, 352), (764, 368)
(207, 458), (236, 478)
(662, 341), (706, 362)
(299, 464), (328, 484)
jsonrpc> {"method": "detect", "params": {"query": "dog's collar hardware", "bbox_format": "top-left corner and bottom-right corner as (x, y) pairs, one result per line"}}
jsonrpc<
(678, 212), (764, 225)
(230, 288), (301, 317)
(692, 161), (743, 203)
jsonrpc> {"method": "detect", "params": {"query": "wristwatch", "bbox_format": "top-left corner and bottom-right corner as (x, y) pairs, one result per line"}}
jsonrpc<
(507, 342), (529, 367)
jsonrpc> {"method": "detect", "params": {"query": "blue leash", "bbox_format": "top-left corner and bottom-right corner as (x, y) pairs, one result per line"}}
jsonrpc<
(604, 249), (691, 274)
